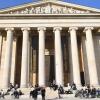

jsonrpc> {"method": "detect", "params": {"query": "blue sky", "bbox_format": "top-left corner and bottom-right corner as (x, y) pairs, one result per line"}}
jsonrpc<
(0, 0), (100, 10)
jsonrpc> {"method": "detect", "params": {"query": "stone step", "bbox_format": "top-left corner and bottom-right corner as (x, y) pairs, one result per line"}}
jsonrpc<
(16, 87), (59, 99)
(1, 87), (78, 99)
(45, 87), (58, 99)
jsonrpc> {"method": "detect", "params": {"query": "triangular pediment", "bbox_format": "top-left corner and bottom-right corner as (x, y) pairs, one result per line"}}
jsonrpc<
(0, 0), (100, 14)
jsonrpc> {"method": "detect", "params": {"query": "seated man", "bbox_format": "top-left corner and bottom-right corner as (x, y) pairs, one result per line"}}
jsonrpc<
(58, 86), (64, 94)
(71, 82), (77, 90)
(18, 90), (24, 96)
(13, 89), (19, 99)
(0, 90), (5, 99)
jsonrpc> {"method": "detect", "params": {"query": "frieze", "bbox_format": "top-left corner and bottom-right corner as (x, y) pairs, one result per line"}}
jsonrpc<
(8, 4), (90, 14)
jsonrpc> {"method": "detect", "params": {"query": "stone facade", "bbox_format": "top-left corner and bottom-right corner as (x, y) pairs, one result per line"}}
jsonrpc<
(0, 0), (100, 88)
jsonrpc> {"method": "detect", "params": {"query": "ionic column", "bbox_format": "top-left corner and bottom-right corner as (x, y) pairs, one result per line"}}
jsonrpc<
(10, 38), (17, 85)
(84, 27), (99, 86)
(2, 28), (14, 88)
(69, 27), (81, 86)
(38, 27), (46, 86)
(0, 32), (2, 62)
(54, 27), (63, 86)
(21, 28), (30, 88)
(0, 32), (2, 88)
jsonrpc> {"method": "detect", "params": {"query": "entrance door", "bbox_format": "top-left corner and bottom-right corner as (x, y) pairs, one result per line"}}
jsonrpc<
(45, 55), (55, 86)
(49, 55), (55, 83)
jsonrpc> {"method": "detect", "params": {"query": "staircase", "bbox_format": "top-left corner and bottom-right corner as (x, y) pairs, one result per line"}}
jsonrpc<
(2, 87), (75, 99)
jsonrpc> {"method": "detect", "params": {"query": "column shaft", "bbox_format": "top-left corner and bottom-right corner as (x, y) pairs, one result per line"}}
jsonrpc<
(21, 28), (30, 88)
(54, 27), (63, 86)
(10, 38), (17, 85)
(69, 27), (81, 86)
(85, 27), (99, 86)
(38, 27), (46, 86)
(0, 33), (2, 63)
(0, 33), (2, 88)
(2, 28), (14, 88)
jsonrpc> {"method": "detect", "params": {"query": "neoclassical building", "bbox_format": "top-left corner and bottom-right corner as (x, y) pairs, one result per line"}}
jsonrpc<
(0, 0), (100, 88)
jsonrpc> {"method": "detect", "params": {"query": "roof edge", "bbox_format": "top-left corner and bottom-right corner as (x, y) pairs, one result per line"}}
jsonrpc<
(0, 0), (100, 13)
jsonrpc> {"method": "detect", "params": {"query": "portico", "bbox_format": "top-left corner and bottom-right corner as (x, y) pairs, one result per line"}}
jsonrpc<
(0, 0), (100, 88)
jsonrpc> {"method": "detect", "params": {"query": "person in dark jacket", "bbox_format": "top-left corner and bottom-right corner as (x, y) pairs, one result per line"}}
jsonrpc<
(32, 88), (38, 100)
(13, 89), (19, 99)
(41, 87), (46, 100)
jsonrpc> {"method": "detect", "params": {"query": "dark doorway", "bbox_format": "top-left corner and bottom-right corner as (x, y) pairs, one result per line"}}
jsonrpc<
(80, 72), (85, 86)
(31, 36), (38, 86)
(49, 55), (55, 84)
(15, 36), (22, 86)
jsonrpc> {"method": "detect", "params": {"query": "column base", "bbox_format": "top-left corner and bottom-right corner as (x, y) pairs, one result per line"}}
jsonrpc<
(90, 84), (100, 88)
(75, 84), (82, 90)
(38, 84), (45, 87)
(56, 83), (64, 87)
(76, 84), (82, 87)
(2, 84), (9, 89)
(20, 84), (28, 88)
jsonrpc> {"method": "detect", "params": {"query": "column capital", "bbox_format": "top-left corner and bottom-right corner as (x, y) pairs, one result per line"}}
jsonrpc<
(5, 28), (14, 31)
(38, 27), (46, 31)
(84, 27), (94, 32)
(53, 27), (62, 32)
(69, 27), (78, 32)
(21, 27), (30, 31)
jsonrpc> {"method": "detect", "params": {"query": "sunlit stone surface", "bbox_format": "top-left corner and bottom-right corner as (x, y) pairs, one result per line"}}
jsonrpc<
(0, 0), (100, 89)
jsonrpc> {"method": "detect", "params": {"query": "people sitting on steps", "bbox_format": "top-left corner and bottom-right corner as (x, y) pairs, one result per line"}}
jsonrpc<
(0, 89), (5, 99)
(30, 84), (46, 100)
(0, 82), (100, 99)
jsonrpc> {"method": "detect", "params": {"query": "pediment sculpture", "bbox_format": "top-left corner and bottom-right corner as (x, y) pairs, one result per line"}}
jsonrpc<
(8, 4), (90, 14)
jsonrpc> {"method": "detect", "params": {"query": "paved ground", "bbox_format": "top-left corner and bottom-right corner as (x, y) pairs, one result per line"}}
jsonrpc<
(2, 97), (100, 100)
(2, 94), (100, 100)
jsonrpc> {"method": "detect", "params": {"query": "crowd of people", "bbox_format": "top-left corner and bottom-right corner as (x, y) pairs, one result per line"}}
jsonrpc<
(0, 82), (100, 99)
(49, 82), (100, 99)
(0, 83), (46, 100)
(30, 84), (46, 100)
(57, 83), (100, 99)
(75, 85), (100, 98)
(0, 83), (23, 99)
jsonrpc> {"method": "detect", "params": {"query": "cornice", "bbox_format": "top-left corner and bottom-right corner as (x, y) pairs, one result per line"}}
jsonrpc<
(0, 13), (100, 19)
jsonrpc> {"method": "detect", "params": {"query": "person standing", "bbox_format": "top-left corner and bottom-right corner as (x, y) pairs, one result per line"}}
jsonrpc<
(41, 87), (46, 100)
(32, 88), (38, 100)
